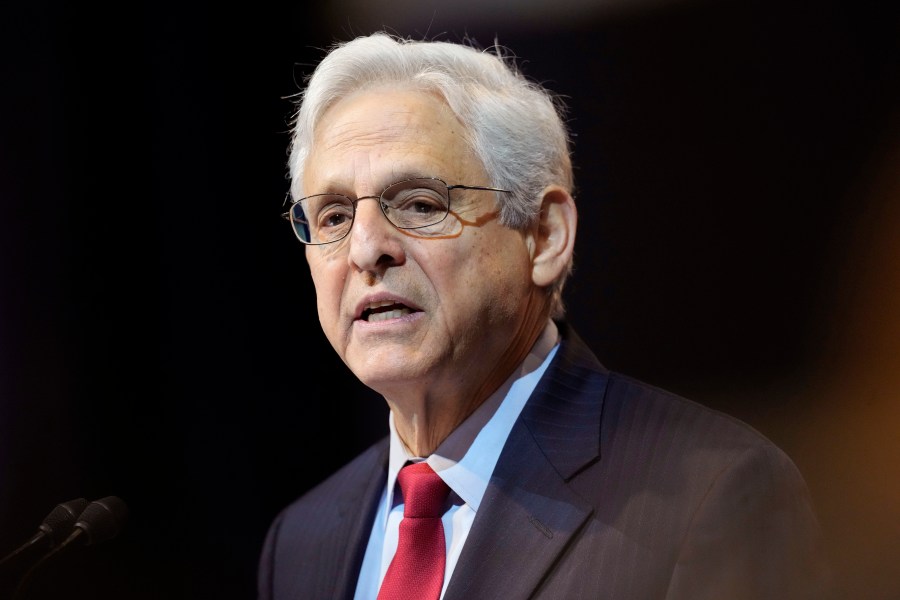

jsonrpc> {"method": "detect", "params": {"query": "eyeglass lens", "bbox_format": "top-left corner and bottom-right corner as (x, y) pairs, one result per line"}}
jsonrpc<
(288, 178), (452, 244)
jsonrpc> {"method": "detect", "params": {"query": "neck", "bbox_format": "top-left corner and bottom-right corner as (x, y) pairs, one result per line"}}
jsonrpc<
(386, 312), (553, 457)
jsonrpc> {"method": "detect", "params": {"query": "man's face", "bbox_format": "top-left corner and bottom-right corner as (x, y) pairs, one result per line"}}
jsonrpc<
(303, 88), (542, 402)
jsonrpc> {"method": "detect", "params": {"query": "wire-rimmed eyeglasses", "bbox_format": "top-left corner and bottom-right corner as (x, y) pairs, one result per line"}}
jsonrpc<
(281, 177), (511, 245)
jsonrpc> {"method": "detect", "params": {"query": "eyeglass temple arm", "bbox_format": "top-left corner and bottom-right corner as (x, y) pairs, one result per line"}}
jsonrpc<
(447, 185), (511, 193)
(281, 211), (310, 225)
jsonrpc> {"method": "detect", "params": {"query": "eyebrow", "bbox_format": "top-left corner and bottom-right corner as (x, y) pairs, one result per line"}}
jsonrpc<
(312, 172), (441, 196)
(376, 172), (443, 192)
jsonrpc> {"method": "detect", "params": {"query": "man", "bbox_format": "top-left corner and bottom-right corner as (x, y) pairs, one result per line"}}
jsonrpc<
(259, 32), (831, 599)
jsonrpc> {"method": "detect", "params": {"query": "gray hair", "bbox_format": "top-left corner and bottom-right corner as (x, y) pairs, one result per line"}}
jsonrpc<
(288, 32), (574, 317)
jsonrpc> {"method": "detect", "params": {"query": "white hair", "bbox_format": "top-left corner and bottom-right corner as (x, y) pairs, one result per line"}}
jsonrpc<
(288, 32), (574, 317)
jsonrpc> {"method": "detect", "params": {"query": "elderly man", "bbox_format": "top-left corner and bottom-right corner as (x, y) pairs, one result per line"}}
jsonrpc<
(259, 33), (831, 600)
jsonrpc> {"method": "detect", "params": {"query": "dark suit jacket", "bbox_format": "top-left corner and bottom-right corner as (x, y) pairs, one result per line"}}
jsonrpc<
(258, 324), (831, 599)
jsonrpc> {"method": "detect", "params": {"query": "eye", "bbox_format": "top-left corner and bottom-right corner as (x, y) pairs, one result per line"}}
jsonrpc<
(390, 188), (448, 219)
(305, 195), (354, 230)
(407, 195), (444, 215)
(317, 204), (353, 229)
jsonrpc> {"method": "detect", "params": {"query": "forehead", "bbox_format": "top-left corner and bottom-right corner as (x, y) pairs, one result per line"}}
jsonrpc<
(304, 88), (486, 193)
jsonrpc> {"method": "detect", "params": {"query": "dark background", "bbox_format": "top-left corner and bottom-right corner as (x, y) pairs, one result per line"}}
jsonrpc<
(1, 0), (898, 598)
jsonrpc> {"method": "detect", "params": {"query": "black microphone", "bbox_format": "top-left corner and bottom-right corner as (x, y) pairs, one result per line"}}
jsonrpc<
(11, 496), (129, 600)
(0, 498), (90, 571)
(59, 495), (129, 549)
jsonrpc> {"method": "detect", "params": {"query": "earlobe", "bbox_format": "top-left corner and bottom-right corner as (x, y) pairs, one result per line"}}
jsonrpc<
(530, 186), (577, 288)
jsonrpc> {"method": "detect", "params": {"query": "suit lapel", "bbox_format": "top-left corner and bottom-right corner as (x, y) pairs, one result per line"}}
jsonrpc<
(444, 325), (610, 599)
(327, 441), (390, 600)
(521, 323), (611, 479)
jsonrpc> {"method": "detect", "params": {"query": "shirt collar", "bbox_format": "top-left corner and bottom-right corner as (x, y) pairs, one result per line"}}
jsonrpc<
(383, 320), (560, 525)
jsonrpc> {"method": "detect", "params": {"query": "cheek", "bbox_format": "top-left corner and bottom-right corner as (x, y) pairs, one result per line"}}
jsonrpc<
(473, 229), (528, 276)
(431, 235), (530, 320)
(307, 256), (345, 326)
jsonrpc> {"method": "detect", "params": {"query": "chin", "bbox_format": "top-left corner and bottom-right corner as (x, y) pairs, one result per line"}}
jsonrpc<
(350, 358), (433, 397)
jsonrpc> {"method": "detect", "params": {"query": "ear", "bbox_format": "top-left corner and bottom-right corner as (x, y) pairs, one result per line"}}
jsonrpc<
(528, 186), (577, 288)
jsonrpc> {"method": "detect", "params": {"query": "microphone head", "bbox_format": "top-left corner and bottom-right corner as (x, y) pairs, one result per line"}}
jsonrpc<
(73, 496), (129, 546)
(37, 498), (90, 546)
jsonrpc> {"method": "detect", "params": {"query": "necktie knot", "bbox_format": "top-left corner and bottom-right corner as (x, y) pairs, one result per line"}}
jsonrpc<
(397, 462), (450, 518)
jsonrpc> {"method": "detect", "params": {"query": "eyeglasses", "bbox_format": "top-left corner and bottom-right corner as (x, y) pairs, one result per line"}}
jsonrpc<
(282, 177), (511, 245)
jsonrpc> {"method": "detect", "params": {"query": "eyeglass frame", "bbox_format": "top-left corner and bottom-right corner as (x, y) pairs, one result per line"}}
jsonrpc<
(281, 176), (512, 246)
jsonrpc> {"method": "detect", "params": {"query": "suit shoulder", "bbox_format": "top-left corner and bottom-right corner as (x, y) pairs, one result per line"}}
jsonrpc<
(605, 370), (784, 454)
(553, 325), (786, 459)
(258, 439), (388, 599)
(591, 371), (823, 555)
(272, 436), (389, 524)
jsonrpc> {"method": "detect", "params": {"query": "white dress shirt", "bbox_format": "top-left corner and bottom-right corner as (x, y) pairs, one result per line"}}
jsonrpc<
(353, 320), (560, 600)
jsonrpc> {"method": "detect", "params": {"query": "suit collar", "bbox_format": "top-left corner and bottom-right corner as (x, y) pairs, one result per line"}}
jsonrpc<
(521, 321), (610, 480)
(444, 323), (610, 599)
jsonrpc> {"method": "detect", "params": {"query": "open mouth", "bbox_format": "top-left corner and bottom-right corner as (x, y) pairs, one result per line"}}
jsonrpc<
(360, 301), (419, 323)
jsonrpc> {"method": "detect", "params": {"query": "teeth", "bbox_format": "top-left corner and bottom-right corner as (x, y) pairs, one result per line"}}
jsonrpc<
(367, 308), (412, 322)
(367, 300), (396, 309)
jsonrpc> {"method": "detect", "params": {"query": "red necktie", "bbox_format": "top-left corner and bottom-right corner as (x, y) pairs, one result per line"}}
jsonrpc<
(377, 462), (451, 600)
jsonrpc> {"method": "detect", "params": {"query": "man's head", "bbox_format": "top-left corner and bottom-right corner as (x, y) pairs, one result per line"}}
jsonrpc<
(289, 33), (575, 317)
(287, 33), (577, 430)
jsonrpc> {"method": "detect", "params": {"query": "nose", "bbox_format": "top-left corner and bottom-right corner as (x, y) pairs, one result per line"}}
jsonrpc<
(346, 196), (406, 275)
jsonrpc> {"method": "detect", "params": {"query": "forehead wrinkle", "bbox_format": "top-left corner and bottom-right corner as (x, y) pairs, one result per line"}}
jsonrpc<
(319, 107), (422, 155)
(307, 91), (485, 196)
(310, 141), (438, 195)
